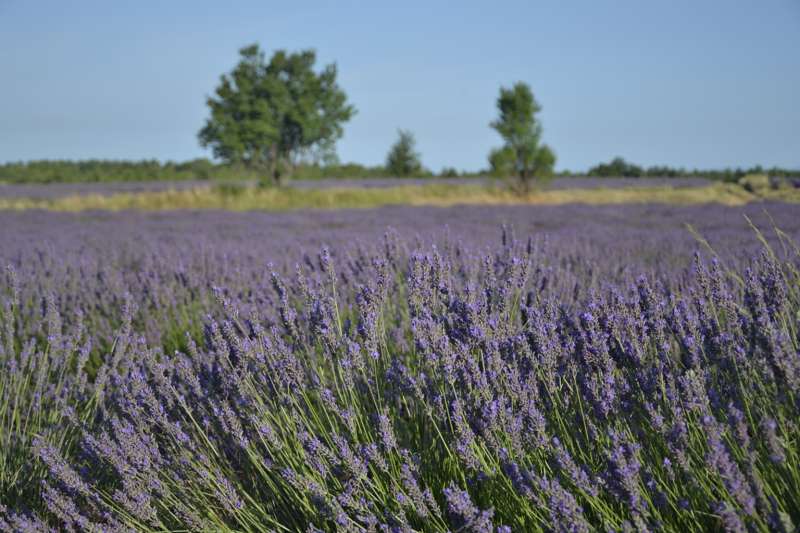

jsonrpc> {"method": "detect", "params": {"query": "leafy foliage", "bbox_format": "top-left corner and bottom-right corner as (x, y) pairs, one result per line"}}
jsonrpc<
(1, 158), (798, 185)
(198, 44), (355, 184)
(438, 167), (461, 178)
(587, 156), (644, 178)
(385, 130), (424, 177)
(0, 159), (227, 183)
(587, 158), (800, 182)
(489, 82), (556, 191)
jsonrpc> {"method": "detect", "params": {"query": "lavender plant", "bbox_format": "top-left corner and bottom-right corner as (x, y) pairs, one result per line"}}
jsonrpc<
(0, 204), (799, 531)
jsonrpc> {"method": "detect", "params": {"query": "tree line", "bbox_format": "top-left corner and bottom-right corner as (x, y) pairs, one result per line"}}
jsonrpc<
(586, 157), (799, 181)
(0, 159), (396, 184)
(3, 156), (798, 185)
(2, 43), (797, 186)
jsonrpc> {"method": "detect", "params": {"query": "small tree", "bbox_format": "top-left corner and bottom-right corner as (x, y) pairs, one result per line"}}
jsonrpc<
(199, 44), (355, 185)
(489, 82), (555, 191)
(386, 130), (423, 177)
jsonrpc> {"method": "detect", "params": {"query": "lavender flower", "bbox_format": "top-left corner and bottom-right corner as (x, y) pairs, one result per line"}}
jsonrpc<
(443, 483), (494, 532)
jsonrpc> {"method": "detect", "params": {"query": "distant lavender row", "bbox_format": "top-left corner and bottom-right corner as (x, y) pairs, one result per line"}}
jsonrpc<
(0, 203), (797, 350)
(0, 202), (789, 261)
(0, 176), (711, 199)
(1, 203), (799, 531)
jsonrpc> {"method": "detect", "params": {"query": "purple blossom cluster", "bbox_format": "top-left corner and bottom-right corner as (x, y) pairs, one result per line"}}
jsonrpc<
(0, 203), (799, 531)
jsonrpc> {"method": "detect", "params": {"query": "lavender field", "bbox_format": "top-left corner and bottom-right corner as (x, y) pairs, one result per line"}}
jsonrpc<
(1, 203), (800, 532)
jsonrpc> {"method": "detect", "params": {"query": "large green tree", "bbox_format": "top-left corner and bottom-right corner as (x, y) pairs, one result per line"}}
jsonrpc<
(199, 44), (355, 184)
(488, 82), (555, 191)
(385, 129), (423, 177)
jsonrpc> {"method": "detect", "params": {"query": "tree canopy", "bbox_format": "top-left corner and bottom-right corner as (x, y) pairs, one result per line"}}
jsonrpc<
(488, 82), (555, 191)
(198, 44), (355, 184)
(385, 130), (423, 177)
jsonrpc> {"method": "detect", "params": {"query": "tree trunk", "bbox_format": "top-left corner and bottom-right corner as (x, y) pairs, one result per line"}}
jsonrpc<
(518, 169), (531, 194)
(267, 145), (281, 186)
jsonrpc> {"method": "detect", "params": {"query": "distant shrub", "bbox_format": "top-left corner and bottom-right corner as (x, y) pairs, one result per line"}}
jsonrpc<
(386, 130), (424, 177)
(587, 157), (644, 178)
(738, 173), (771, 192)
(439, 166), (460, 178)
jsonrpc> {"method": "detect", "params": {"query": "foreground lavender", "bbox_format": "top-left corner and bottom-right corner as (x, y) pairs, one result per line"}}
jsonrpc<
(1, 204), (799, 531)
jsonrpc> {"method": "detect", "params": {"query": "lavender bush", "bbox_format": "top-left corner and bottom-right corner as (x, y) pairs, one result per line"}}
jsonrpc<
(1, 204), (799, 531)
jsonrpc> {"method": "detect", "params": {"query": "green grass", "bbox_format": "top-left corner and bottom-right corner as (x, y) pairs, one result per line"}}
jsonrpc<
(0, 182), (796, 212)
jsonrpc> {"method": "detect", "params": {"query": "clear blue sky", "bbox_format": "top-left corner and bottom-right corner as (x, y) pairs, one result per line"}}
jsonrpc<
(1, 0), (798, 172)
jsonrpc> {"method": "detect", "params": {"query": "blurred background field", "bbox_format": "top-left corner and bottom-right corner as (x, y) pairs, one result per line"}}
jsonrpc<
(0, 177), (797, 212)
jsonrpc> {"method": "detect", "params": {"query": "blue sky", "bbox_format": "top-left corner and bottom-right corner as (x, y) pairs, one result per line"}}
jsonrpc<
(1, 0), (798, 172)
